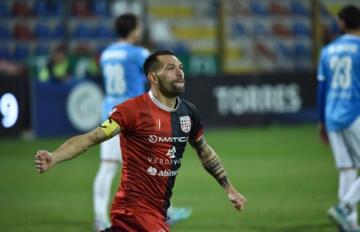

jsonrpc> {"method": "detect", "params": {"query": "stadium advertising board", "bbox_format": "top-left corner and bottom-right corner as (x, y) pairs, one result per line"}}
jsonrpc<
(183, 74), (317, 127)
(32, 80), (103, 137)
(0, 74), (30, 136)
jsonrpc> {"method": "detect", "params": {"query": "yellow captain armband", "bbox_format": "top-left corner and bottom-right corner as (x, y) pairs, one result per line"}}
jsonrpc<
(99, 119), (121, 138)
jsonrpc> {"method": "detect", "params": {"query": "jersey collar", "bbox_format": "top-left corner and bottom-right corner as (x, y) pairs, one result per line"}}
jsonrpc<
(148, 90), (179, 112)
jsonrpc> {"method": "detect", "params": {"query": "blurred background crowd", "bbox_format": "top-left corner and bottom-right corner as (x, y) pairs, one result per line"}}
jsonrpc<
(0, 0), (350, 76)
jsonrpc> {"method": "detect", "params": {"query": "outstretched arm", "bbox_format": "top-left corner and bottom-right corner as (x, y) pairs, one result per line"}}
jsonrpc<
(34, 126), (112, 173)
(191, 136), (246, 211)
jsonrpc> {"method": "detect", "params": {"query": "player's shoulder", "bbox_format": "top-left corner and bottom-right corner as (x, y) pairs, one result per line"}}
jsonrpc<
(101, 42), (119, 54)
(322, 35), (345, 49)
(100, 43), (127, 61)
(322, 35), (360, 56)
(179, 97), (199, 113)
(130, 45), (150, 57)
(320, 41), (335, 55)
(114, 93), (148, 109)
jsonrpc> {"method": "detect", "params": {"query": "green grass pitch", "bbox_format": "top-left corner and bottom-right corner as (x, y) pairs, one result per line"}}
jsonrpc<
(0, 124), (340, 231)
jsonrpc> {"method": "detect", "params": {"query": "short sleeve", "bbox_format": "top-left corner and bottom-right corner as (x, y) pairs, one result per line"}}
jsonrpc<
(189, 103), (204, 142)
(109, 100), (136, 134)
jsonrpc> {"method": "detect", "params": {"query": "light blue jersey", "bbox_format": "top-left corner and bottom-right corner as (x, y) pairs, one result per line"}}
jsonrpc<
(100, 42), (149, 120)
(317, 34), (360, 131)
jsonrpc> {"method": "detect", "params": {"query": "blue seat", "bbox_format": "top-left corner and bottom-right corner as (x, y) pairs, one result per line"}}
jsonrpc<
(0, 24), (11, 39)
(34, 23), (51, 38)
(92, 0), (109, 17)
(292, 22), (310, 36)
(13, 44), (29, 60)
(36, 0), (65, 17)
(52, 23), (65, 38)
(72, 23), (93, 38)
(94, 25), (116, 38)
(231, 22), (246, 36)
(290, 2), (309, 15)
(0, 2), (9, 17)
(33, 0), (49, 17)
(94, 24), (111, 38)
(249, 2), (268, 16)
(50, 0), (64, 16)
(0, 46), (11, 59)
(294, 43), (310, 57)
(275, 44), (293, 57)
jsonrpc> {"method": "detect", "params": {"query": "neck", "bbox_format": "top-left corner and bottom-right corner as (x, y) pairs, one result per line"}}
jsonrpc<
(118, 36), (136, 44)
(150, 87), (177, 109)
(346, 29), (360, 37)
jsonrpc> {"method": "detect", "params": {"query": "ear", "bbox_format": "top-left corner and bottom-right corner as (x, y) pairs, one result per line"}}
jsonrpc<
(148, 73), (158, 84)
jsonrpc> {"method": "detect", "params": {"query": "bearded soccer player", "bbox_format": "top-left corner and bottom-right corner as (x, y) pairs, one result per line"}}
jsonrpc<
(34, 50), (246, 232)
(94, 13), (190, 231)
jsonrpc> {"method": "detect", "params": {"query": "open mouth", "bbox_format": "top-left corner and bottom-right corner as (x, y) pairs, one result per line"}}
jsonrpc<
(174, 79), (185, 83)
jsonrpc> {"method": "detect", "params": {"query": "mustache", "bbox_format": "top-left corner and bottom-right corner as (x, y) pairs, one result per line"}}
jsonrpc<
(174, 77), (185, 82)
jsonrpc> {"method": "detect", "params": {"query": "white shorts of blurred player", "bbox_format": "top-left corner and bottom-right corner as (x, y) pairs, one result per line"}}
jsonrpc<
(329, 116), (360, 169)
(94, 135), (122, 231)
(100, 135), (122, 162)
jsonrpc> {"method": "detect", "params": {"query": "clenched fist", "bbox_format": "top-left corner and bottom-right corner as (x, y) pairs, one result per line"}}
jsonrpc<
(226, 184), (247, 211)
(34, 150), (53, 173)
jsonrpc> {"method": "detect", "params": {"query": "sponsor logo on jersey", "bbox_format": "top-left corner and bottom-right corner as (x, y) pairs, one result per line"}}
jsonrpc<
(167, 146), (176, 158)
(180, 116), (191, 133)
(148, 135), (188, 143)
(158, 170), (177, 176)
(146, 166), (177, 177)
(147, 166), (157, 176)
(148, 155), (182, 165)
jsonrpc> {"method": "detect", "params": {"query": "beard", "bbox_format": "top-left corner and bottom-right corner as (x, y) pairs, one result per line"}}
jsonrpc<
(158, 78), (185, 98)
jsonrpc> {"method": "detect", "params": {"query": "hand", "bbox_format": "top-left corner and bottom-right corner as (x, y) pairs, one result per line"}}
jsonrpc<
(34, 150), (53, 173)
(225, 185), (247, 211)
(318, 123), (329, 145)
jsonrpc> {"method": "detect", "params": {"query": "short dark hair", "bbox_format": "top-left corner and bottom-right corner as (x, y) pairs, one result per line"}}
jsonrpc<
(114, 13), (138, 38)
(143, 50), (176, 76)
(338, 5), (360, 30)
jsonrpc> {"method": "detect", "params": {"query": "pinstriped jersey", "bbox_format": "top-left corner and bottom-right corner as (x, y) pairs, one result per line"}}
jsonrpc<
(108, 91), (204, 219)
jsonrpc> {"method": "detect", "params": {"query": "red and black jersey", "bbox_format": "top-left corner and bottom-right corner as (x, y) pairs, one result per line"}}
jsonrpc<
(109, 91), (204, 219)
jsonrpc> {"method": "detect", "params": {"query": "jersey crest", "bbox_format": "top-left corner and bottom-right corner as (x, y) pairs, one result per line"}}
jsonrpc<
(180, 116), (191, 133)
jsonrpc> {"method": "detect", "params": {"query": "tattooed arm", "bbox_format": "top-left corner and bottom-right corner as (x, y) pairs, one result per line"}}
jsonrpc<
(191, 136), (247, 211)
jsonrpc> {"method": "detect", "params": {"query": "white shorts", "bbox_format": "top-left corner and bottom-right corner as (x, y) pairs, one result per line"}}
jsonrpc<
(328, 116), (360, 169)
(100, 135), (122, 162)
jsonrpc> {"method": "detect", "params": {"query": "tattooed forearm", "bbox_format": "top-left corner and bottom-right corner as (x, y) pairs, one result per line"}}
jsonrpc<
(192, 138), (229, 188)
(191, 137), (206, 152)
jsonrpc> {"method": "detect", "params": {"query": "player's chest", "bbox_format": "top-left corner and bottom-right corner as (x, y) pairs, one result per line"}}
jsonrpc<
(135, 110), (192, 145)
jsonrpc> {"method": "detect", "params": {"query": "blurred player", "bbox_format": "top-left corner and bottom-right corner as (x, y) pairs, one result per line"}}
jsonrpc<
(317, 5), (360, 232)
(93, 13), (148, 231)
(34, 50), (246, 232)
(94, 14), (190, 231)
